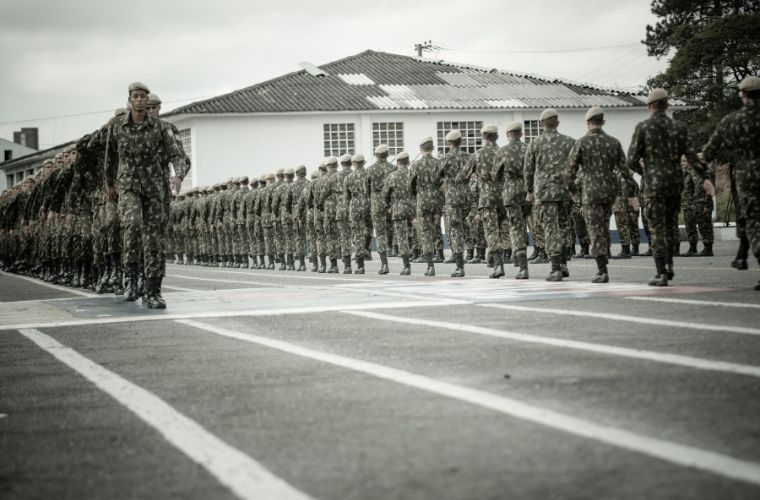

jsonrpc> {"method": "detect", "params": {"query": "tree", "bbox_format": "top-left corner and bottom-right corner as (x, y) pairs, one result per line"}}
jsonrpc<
(644, 0), (760, 143)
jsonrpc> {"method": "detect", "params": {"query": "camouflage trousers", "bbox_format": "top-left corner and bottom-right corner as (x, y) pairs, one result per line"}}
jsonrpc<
(105, 200), (121, 255)
(627, 209), (641, 246)
(323, 210), (339, 258)
(75, 214), (93, 264)
(480, 207), (506, 253)
(537, 201), (571, 258)
(528, 212), (544, 248)
(263, 223), (277, 256)
(644, 195), (680, 260)
(278, 219), (293, 255)
(465, 207), (485, 251)
(337, 217), (351, 257)
(581, 203), (612, 257)
(614, 207), (632, 245)
(314, 210), (325, 256)
(306, 211), (317, 256)
(417, 210), (439, 256)
(444, 206), (466, 255)
(371, 210), (388, 253)
(293, 220), (307, 257)
(685, 197), (714, 245)
(246, 222), (257, 256)
(393, 218), (413, 258)
(570, 204), (589, 246)
(503, 204), (528, 256)
(118, 191), (165, 278)
(234, 224), (248, 255)
(350, 209), (370, 258)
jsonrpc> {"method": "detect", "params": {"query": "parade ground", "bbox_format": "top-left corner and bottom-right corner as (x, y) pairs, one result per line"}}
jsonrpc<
(2, 240), (759, 500)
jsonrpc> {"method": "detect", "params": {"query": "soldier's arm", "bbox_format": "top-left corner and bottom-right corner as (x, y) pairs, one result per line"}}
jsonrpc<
(563, 140), (582, 193)
(626, 124), (645, 175)
(524, 143), (536, 194)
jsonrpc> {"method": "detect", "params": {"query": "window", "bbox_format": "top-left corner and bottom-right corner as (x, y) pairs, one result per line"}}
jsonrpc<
(323, 123), (355, 157)
(25, 169), (34, 178)
(6, 175), (13, 188)
(15, 172), (23, 184)
(372, 122), (404, 156)
(3, 150), (11, 162)
(436, 121), (483, 155)
(523, 120), (541, 144)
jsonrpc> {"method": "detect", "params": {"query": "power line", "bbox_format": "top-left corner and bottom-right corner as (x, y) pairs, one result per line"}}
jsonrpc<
(440, 42), (639, 55)
(576, 47), (642, 81)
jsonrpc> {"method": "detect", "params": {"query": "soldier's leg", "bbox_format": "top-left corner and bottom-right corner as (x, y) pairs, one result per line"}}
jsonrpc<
(683, 200), (698, 255)
(371, 211), (387, 254)
(612, 208), (632, 258)
(628, 207), (640, 255)
(696, 195), (714, 256)
(644, 196), (671, 283)
(583, 203), (611, 282)
(446, 206), (465, 257)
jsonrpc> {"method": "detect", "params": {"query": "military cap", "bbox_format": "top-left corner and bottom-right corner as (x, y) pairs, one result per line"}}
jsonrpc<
(646, 88), (668, 104)
(206, 186), (214, 193)
(128, 82), (150, 93)
(318, 159), (326, 168)
(240, 175), (249, 183)
(505, 121), (522, 133)
(114, 108), (128, 116)
(419, 136), (434, 146)
(352, 153), (365, 162)
(481, 124), (498, 134)
(374, 144), (389, 155)
(147, 93), (162, 105)
(325, 156), (338, 165)
(539, 109), (558, 121)
(275, 168), (285, 176)
(584, 106), (604, 121)
(284, 167), (295, 175)
(445, 130), (462, 141)
(296, 164), (307, 174)
(396, 151), (409, 161)
(43, 159), (54, 166)
(54, 153), (63, 160)
(266, 172), (276, 180)
(311, 170), (321, 178)
(339, 153), (353, 163)
(258, 175), (266, 182)
(738, 76), (760, 92)
(213, 183), (221, 189)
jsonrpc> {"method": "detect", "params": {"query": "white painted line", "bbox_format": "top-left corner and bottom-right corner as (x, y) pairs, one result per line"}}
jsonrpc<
(17, 328), (312, 500)
(162, 285), (206, 292)
(167, 264), (376, 283)
(567, 262), (756, 273)
(626, 296), (760, 309)
(0, 299), (464, 331)
(343, 311), (760, 378)
(480, 303), (760, 337)
(0, 295), (114, 305)
(179, 319), (760, 487)
(0, 271), (93, 297)
(170, 274), (278, 287)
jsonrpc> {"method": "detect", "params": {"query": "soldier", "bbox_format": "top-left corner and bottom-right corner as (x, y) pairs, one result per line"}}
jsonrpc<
(410, 137), (442, 276)
(336, 154), (353, 273)
(104, 82), (188, 307)
(566, 106), (637, 283)
(611, 172), (637, 259)
(627, 88), (714, 286)
(702, 76), (760, 290)
(682, 160), (714, 257)
(312, 161), (328, 273)
(306, 169), (320, 271)
(253, 175), (267, 269)
(492, 121), (530, 279)
(280, 168), (296, 271)
(319, 157), (341, 273)
(525, 108), (576, 281)
(291, 166), (309, 271)
(261, 173), (277, 270)
(242, 178), (258, 268)
(344, 153), (371, 274)
(438, 130), (470, 277)
(464, 173), (485, 263)
(367, 144), (392, 274)
(383, 152), (414, 275)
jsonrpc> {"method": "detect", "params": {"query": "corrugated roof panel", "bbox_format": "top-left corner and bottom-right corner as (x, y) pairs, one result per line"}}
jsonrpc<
(337, 73), (375, 85)
(403, 99), (428, 109)
(435, 73), (482, 87)
(485, 99), (525, 108)
(366, 96), (401, 109)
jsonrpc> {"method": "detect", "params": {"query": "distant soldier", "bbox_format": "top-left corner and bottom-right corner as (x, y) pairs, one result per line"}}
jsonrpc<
(290, 166), (309, 271)
(383, 152), (415, 275)
(367, 144), (392, 274)
(261, 173), (277, 270)
(319, 157), (341, 273)
(344, 153), (371, 274)
(336, 154), (353, 273)
(312, 161), (328, 273)
(410, 137), (442, 276)
(306, 169), (320, 271)
(438, 130), (470, 277)
(233, 176), (249, 267)
(280, 168), (296, 271)
(627, 88), (714, 286)
(566, 106), (637, 283)
(701, 76), (759, 290)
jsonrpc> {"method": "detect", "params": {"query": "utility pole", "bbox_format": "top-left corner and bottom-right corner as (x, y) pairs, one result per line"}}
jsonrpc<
(414, 41), (434, 57)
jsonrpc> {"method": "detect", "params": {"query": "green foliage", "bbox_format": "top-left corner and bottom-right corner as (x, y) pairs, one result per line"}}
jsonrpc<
(644, 1), (760, 143)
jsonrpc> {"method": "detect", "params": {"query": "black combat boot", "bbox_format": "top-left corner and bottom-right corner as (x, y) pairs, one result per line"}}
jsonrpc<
(684, 242), (698, 257)
(612, 244), (631, 259)
(137, 271), (146, 298)
(145, 277), (166, 309)
(96, 257), (110, 294)
(477, 247), (486, 263)
(297, 255), (306, 272)
(489, 251), (504, 279)
(342, 255), (352, 274)
(535, 248), (550, 264)
(451, 253), (465, 278)
(465, 248), (474, 263)
(486, 252), (494, 268)
(503, 249), (513, 264)
(355, 255), (365, 274)
(672, 243), (681, 257)
(560, 248), (570, 278)
(111, 259), (124, 295)
(82, 262), (92, 289)
(424, 253), (435, 277)
(123, 263), (139, 301)
(400, 256), (411, 275)
(732, 236), (749, 270)
(434, 248), (444, 264)
(317, 255), (327, 273)
(592, 255), (609, 283)
(631, 243), (640, 256)
(546, 256), (563, 282)
(328, 257), (339, 274)
(578, 244), (590, 259)
(287, 254), (296, 271)
(267, 255), (276, 270)
(70, 264), (81, 288)
(278, 254), (287, 271)
(310, 253), (318, 272)
(649, 257), (669, 286)
(515, 251), (529, 279)
(698, 243), (713, 257)
(379, 252), (389, 275)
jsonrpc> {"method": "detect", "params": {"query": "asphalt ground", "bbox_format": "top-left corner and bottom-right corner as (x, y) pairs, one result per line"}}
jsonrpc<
(1, 240), (759, 500)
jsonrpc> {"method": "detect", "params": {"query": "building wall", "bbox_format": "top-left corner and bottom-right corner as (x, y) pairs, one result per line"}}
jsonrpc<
(0, 138), (38, 191)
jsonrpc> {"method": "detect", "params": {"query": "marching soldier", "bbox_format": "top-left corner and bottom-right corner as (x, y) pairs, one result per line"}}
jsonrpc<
(410, 137), (442, 277)
(383, 152), (414, 275)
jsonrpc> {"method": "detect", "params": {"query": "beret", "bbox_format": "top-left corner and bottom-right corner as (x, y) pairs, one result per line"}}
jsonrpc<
(445, 130), (462, 141)
(296, 164), (307, 173)
(505, 121), (522, 133)
(584, 106), (604, 121)
(275, 168), (284, 176)
(311, 170), (321, 178)
(646, 88), (668, 104)
(266, 173), (275, 180)
(352, 153), (365, 162)
(374, 144), (389, 155)
(419, 136), (434, 146)
(284, 167), (295, 175)
(240, 175), (249, 183)
(539, 109), (558, 121)
(738, 76), (760, 92)
(339, 153), (353, 163)
(128, 82), (150, 93)
(147, 93), (162, 105)
(396, 151), (409, 161)
(325, 156), (338, 165)
(481, 124), (498, 134)
(258, 175), (266, 182)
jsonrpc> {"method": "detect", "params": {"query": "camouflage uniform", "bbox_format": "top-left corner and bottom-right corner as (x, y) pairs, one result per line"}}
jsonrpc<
(290, 170), (309, 270)
(319, 163), (342, 269)
(492, 137), (530, 270)
(410, 152), (441, 273)
(344, 161), (371, 270)
(439, 146), (470, 257)
(367, 157), (391, 255)
(383, 160), (415, 272)
(336, 161), (353, 264)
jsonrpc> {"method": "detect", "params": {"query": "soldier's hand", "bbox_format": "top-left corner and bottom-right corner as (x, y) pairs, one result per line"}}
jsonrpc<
(525, 193), (534, 204)
(703, 179), (716, 197)
(628, 197), (640, 212)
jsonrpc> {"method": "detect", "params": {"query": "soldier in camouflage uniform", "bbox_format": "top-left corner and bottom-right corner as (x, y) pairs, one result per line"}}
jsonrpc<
(524, 108), (576, 281)
(336, 154), (353, 273)
(682, 159), (714, 257)
(344, 153), (371, 274)
(438, 129), (471, 277)
(383, 151), (414, 275)
(253, 176), (267, 268)
(232, 176), (249, 267)
(702, 76), (760, 290)
(319, 158), (341, 273)
(367, 145), (392, 273)
(567, 106), (636, 283)
(491, 121), (530, 279)
(242, 178), (259, 268)
(280, 168), (297, 271)
(290, 166), (309, 271)
(200, 186), (215, 266)
(311, 161), (328, 273)
(464, 173), (486, 263)
(260, 173), (277, 270)
(627, 89), (714, 287)
(527, 212), (547, 263)
(410, 137), (442, 276)
(269, 169), (287, 270)
(104, 82), (188, 307)
(305, 169), (320, 271)
(611, 172), (636, 259)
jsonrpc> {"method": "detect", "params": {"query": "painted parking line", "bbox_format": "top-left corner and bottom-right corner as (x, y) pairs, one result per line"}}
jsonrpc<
(343, 310), (760, 378)
(626, 296), (760, 309)
(479, 303), (760, 337)
(178, 319), (760, 487)
(17, 328), (313, 500)
(0, 271), (93, 298)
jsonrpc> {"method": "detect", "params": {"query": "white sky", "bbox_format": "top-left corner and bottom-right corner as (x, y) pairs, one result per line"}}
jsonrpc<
(0, 0), (668, 151)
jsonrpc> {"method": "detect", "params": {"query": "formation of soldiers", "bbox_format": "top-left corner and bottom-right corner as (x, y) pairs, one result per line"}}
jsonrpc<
(1, 76), (759, 296)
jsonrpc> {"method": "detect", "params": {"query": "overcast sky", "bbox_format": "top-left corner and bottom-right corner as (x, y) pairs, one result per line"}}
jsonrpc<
(0, 0), (667, 150)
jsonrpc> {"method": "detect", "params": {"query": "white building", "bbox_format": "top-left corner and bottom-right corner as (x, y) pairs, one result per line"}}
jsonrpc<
(0, 137), (38, 191)
(163, 50), (679, 190)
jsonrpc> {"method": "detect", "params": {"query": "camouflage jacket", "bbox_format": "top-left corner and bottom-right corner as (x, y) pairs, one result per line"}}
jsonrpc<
(367, 159), (391, 213)
(565, 128), (632, 206)
(460, 142), (499, 209)
(232, 187), (247, 225)
(344, 166), (370, 218)
(290, 177), (309, 223)
(242, 188), (257, 227)
(492, 139), (528, 207)
(525, 128), (575, 203)
(409, 154), (441, 214)
(335, 169), (350, 221)
(383, 165), (414, 220)
(319, 169), (341, 217)
(438, 148), (470, 209)
(627, 111), (707, 199)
